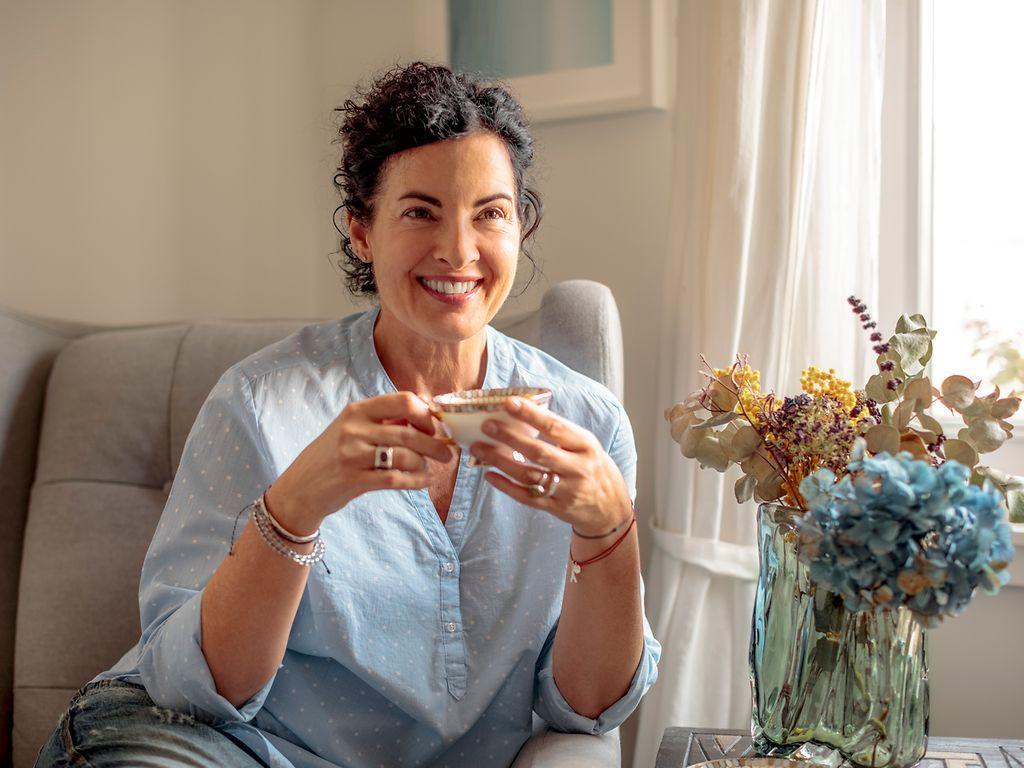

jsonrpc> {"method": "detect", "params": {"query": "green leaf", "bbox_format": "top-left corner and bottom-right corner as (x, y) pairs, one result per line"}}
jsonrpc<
(890, 328), (933, 376)
(1007, 489), (1024, 524)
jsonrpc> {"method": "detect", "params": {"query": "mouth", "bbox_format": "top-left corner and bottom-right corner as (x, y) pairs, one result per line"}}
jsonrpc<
(417, 277), (484, 305)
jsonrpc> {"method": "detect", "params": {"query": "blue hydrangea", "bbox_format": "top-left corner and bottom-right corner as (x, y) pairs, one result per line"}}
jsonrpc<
(794, 441), (1014, 626)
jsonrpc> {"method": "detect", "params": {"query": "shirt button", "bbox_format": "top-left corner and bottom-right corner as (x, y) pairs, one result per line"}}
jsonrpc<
(443, 562), (455, 573)
(452, 511), (464, 521)
(447, 622), (457, 632)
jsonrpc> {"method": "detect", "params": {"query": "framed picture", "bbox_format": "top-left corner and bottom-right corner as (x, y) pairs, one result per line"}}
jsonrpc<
(412, 0), (676, 123)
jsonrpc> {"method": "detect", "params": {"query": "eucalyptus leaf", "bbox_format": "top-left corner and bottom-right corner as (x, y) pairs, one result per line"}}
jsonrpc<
(991, 396), (1022, 420)
(943, 438), (980, 468)
(895, 400), (916, 431)
(756, 472), (786, 501)
(910, 428), (938, 446)
(903, 377), (933, 409)
(865, 424), (900, 455)
(941, 375), (977, 410)
(735, 473), (757, 504)
(890, 328), (933, 376)
(1007, 489), (1024, 524)
(709, 380), (738, 411)
(917, 413), (944, 436)
(680, 427), (702, 459)
(967, 417), (1008, 453)
(975, 465), (1024, 492)
(866, 373), (898, 404)
(691, 410), (740, 429)
(898, 432), (929, 460)
(695, 435), (731, 471)
(729, 425), (762, 461)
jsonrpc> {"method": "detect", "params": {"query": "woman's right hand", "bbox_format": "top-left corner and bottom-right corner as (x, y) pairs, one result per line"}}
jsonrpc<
(265, 392), (455, 535)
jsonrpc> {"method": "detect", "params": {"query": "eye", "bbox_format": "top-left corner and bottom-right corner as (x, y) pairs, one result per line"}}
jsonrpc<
(404, 207), (432, 220)
(481, 208), (508, 220)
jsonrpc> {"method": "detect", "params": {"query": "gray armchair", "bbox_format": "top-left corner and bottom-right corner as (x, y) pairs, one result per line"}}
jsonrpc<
(0, 279), (625, 768)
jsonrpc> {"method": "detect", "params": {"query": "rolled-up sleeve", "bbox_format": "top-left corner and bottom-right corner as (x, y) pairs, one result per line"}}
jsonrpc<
(533, 398), (661, 734)
(135, 365), (279, 726)
(533, 583), (661, 734)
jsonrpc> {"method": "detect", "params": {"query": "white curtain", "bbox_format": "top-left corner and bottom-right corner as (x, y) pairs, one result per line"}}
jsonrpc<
(632, 2), (886, 765)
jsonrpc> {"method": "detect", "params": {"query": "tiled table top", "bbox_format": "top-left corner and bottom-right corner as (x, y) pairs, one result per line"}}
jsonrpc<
(656, 728), (1024, 768)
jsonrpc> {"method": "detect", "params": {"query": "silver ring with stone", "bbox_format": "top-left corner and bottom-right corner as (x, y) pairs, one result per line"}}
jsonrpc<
(373, 445), (394, 470)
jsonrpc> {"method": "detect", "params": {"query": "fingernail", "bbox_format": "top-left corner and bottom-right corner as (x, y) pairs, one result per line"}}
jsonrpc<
(483, 421), (498, 435)
(508, 398), (521, 411)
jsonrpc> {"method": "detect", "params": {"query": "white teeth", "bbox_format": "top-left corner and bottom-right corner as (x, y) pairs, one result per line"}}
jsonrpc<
(422, 279), (478, 295)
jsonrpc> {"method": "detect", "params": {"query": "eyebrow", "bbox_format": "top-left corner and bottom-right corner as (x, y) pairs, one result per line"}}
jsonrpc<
(397, 191), (513, 207)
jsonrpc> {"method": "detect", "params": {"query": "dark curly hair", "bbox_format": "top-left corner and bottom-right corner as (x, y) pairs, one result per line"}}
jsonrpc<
(331, 60), (544, 298)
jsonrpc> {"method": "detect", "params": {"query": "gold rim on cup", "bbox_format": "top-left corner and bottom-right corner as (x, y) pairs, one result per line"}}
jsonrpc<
(431, 386), (552, 414)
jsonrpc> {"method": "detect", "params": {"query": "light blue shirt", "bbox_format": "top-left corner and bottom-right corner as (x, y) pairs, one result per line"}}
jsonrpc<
(95, 303), (661, 768)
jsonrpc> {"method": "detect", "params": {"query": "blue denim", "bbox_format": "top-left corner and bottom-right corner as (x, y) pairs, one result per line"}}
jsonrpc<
(34, 678), (268, 767)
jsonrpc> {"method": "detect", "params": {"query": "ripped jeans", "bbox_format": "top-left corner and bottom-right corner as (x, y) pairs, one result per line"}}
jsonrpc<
(35, 678), (268, 767)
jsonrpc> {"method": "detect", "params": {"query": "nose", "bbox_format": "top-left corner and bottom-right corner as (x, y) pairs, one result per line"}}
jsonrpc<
(438, 218), (479, 270)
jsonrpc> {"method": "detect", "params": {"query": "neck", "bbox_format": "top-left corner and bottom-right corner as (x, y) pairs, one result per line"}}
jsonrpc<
(372, 307), (488, 397)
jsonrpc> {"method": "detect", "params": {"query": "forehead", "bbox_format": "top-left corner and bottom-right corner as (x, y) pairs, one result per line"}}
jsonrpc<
(380, 132), (515, 197)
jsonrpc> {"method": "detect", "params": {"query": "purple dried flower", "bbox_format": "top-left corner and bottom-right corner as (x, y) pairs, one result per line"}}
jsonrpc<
(880, 361), (896, 371)
(870, 332), (883, 341)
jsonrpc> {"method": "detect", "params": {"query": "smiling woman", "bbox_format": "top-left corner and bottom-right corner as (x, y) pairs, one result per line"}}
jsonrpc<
(34, 60), (660, 768)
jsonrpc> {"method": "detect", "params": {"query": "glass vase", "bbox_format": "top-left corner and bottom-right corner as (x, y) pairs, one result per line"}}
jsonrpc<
(749, 502), (930, 768)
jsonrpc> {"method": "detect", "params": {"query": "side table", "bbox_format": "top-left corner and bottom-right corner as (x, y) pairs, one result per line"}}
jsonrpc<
(656, 729), (1024, 768)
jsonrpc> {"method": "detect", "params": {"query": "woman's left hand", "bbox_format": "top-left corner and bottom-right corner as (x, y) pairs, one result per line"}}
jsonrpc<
(469, 396), (632, 536)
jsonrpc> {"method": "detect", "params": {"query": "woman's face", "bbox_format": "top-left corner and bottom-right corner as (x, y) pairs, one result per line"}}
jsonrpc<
(347, 132), (523, 344)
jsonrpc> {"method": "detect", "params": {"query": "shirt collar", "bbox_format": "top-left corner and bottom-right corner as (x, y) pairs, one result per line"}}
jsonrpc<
(347, 303), (509, 396)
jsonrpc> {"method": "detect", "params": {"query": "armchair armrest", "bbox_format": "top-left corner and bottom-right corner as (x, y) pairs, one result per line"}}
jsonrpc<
(511, 718), (621, 767)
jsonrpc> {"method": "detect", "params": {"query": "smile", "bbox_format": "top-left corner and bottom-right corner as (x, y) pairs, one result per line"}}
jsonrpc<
(417, 277), (483, 305)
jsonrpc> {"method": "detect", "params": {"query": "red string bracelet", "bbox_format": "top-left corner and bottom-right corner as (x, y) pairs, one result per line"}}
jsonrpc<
(568, 512), (637, 583)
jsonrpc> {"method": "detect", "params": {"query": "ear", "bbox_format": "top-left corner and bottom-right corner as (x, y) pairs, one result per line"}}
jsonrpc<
(346, 210), (372, 263)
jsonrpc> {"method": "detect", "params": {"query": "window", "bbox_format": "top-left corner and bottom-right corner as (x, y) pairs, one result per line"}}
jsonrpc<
(930, 0), (1024, 411)
(880, 0), (1024, 536)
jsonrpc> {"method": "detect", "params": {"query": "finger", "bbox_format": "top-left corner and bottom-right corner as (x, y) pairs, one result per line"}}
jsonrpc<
(372, 424), (455, 463)
(471, 441), (552, 485)
(483, 470), (559, 514)
(502, 398), (592, 451)
(355, 392), (439, 435)
(350, 443), (427, 473)
(477, 419), (573, 472)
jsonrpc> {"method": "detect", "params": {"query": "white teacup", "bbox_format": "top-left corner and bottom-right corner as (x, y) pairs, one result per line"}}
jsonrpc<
(430, 387), (552, 457)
